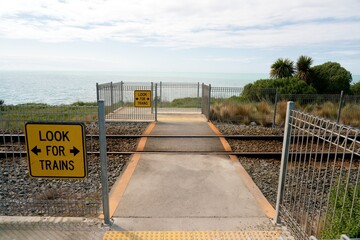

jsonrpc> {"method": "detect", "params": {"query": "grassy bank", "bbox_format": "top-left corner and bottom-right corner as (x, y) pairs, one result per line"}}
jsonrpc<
(210, 100), (360, 127)
(0, 101), (98, 130)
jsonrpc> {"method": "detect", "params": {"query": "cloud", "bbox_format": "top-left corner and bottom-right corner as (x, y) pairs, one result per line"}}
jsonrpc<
(0, 0), (359, 48)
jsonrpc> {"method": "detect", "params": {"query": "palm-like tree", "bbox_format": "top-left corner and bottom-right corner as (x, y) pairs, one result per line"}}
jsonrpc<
(270, 58), (295, 79)
(296, 55), (313, 83)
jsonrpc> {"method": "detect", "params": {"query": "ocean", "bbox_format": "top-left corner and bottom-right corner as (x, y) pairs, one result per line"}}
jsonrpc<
(0, 71), (359, 105)
(0, 71), (269, 105)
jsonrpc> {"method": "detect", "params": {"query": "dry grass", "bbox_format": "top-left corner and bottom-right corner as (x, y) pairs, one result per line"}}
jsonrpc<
(210, 101), (274, 126)
(341, 104), (360, 126)
(211, 100), (360, 128)
(311, 101), (338, 119)
(275, 101), (288, 126)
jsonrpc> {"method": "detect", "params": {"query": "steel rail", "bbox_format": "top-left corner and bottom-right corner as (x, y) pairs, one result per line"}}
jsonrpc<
(3, 134), (360, 142)
(1, 151), (358, 159)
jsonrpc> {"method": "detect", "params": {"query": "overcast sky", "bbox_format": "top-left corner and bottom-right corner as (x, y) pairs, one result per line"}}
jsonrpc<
(0, 0), (359, 74)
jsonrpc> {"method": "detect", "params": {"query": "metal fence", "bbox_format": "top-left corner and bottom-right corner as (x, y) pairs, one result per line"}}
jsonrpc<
(211, 86), (243, 99)
(0, 104), (104, 217)
(97, 82), (155, 121)
(208, 88), (360, 127)
(157, 82), (202, 113)
(275, 102), (360, 239)
(96, 82), (360, 126)
(97, 81), (202, 121)
(201, 84), (211, 120)
(209, 87), (278, 126)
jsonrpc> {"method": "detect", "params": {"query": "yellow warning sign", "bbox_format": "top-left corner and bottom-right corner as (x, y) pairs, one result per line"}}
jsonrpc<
(25, 122), (87, 179)
(134, 90), (151, 107)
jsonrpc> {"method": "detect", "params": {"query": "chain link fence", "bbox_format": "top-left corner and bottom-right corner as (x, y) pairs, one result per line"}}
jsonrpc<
(0, 104), (106, 217)
(275, 102), (360, 239)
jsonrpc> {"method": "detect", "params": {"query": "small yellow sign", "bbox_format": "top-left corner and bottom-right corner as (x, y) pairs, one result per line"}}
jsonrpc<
(134, 90), (151, 107)
(25, 122), (87, 179)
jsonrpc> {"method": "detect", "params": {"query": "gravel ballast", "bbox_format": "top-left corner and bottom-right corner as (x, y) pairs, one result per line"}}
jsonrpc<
(0, 122), (149, 217)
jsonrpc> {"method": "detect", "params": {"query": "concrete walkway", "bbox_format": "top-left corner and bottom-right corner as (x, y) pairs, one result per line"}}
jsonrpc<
(0, 114), (283, 240)
(110, 114), (276, 231)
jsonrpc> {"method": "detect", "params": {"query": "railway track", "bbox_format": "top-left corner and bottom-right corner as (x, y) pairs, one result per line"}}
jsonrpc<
(1, 134), (358, 159)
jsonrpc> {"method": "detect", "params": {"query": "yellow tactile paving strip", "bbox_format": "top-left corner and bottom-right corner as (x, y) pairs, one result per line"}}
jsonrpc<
(103, 231), (282, 240)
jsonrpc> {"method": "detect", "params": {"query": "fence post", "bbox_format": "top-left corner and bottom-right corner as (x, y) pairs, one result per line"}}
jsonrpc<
(155, 83), (158, 122)
(96, 83), (100, 101)
(201, 83), (204, 114)
(151, 82), (154, 114)
(208, 84), (211, 121)
(337, 90), (344, 124)
(273, 88), (279, 128)
(197, 82), (200, 98)
(274, 101), (294, 225)
(120, 81), (124, 107)
(110, 82), (114, 112)
(159, 81), (162, 108)
(98, 100), (110, 225)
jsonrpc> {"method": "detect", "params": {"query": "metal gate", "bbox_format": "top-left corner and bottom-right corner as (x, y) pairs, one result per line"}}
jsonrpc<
(275, 101), (360, 239)
(97, 82), (207, 121)
(157, 82), (202, 114)
(97, 82), (155, 121)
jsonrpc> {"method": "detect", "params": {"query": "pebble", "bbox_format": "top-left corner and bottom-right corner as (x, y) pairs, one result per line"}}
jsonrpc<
(0, 122), (148, 217)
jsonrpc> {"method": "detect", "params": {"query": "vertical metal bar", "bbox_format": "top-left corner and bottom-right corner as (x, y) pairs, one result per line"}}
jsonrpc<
(207, 84), (211, 121)
(274, 101), (294, 225)
(110, 82), (114, 112)
(96, 83), (99, 101)
(97, 100), (110, 225)
(159, 81), (162, 108)
(151, 82), (154, 114)
(197, 82), (200, 98)
(201, 83), (204, 114)
(155, 83), (158, 122)
(120, 81), (124, 107)
(273, 88), (278, 128)
(197, 82), (200, 108)
(337, 90), (344, 124)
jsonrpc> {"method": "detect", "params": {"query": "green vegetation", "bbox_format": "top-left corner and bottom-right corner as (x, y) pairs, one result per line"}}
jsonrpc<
(296, 55), (313, 83)
(270, 58), (295, 79)
(350, 82), (360, 94)
(320, 181), (360, 239)
(70, 101), (97, 106)
(311, 62), (352, 94)
(0, 102), (98, 130)
(218, 57), (359, 126)
(243, 76), (316, 102)
(0, 99), (4, 111)
(250, 57), (353, 96)
(159, 97), (201, 108)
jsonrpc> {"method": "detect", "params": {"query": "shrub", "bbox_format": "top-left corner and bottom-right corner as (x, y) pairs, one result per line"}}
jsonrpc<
(320, 181), (360, 239)
(70, 101), (97, 106)
(311, 62), (352, 94)
(350, 82), (360, 94)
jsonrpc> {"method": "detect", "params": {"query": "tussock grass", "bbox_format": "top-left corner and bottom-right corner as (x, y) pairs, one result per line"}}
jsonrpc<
(311, 101), (338, 119)
(210, 101), (274, 126)
(341, 104), (360, 126)
(211, 99), (360, 128)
